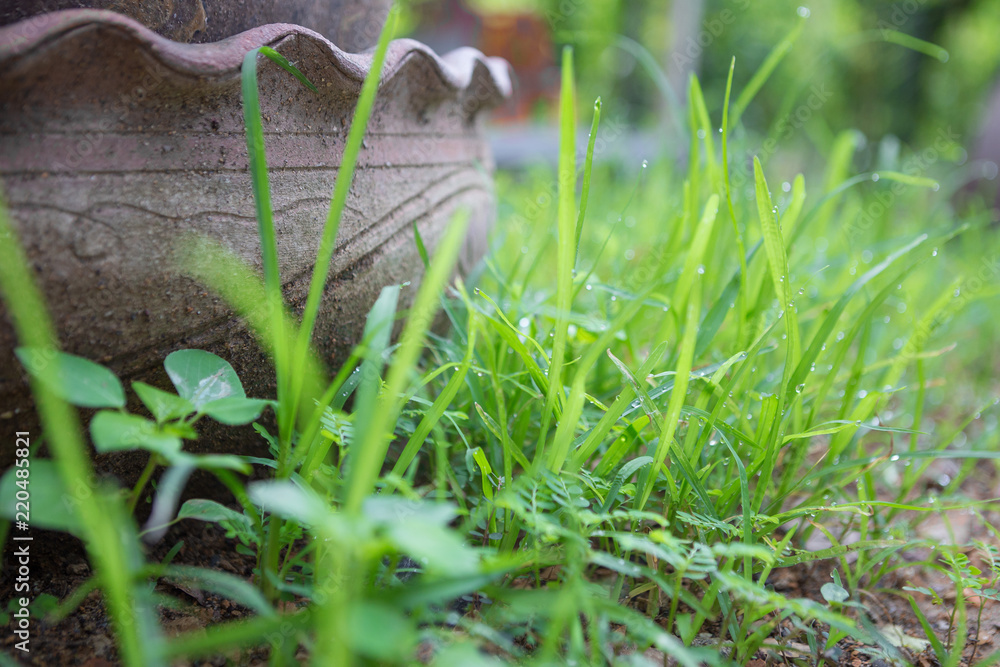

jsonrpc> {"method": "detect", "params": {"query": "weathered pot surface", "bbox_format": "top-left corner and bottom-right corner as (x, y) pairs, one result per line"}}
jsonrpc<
(0, 9), (511, 480)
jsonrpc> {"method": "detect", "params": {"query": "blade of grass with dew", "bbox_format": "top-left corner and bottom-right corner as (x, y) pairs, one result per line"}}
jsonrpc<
(750, 157), (800, 512)
(239, 46), (305, 456)
(0, 194), (160, 666)
(787, 232), (928, 405)
(721, 57), (749, 345)
(574, 97), (601, 268)
(688, 74), (718, 184)
(548, 286), (652, 471)
(390, 325), (478, 479)
(344, 210), (471, 513)
(791, 170), (939, 248)
(672, 193), (720, 322)
(568, 342), (667, 470)
(730, 12), (807, 129)
(636, 199), (717, 512)
(289, 7), (398, 441)
(537, 46), (577, 464)
(878, 28), (949, 62)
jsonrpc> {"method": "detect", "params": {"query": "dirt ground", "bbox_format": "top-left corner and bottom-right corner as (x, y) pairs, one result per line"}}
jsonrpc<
(2, 461), (999, 666)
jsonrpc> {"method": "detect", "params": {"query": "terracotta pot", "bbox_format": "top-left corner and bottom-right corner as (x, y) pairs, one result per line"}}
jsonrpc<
(0, 9), (510, 480)
(0, 0), (392, 51)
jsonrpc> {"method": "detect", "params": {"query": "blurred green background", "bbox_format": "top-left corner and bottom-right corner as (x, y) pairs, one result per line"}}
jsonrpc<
(401, 0), (1000, 170)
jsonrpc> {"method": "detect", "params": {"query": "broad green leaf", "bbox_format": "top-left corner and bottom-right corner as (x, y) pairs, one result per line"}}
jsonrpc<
(0, 460), (80, 534)
(164, 350), (245, 408)
(133, 381), (194, 423)
(15, 348), (125, 409)
(199, 397), (272, 425)
(177, 498), (256, 543)
(248, 480), (331, 530)
(821, 583), (850, 604)
(89, 411), (181, 456)
(386, 520), (480, 576)
(162, 564), (273, 616)
(348, 602), (416, 661)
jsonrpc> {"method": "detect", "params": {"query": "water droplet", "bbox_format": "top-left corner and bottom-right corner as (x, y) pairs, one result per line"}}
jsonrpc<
(890, 455), (900, 462)
(624, 249), (635, 260)
(697, 128), (706, 139)
(697, 265), (705, 274)
(797, 6), (811, 17)
(871, 173), (880, 182)
(795, 384), (805, 394)
(931, 248), (938, 257)
(611, 295), (617, 301)
(586, 284), (593, 291)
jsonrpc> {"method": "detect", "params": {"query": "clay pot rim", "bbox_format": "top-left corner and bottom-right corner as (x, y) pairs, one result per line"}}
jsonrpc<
(0, 8), (513, 102)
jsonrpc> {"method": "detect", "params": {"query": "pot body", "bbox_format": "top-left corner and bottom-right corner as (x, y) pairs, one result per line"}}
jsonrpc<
(0, 10), (510, 481)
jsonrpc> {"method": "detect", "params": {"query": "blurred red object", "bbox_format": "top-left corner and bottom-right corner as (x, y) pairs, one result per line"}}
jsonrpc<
(410, 0), (558, 123)
(477, 11), (557, 122)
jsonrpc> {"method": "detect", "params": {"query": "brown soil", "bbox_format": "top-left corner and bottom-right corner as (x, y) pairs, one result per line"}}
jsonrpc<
(2, 462), (999, 666)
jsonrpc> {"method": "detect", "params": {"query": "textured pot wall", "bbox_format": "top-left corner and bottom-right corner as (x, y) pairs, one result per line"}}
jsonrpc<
(0, 10), (510, 483)
(0, 0), (392, 51)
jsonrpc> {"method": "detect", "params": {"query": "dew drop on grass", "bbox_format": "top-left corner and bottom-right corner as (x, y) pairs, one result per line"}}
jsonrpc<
(883, 316), (891, 324)
(931, 247), (938, 257)
(797, 6), (811, 17)
(697, 129), (706, 139)
(890, 455), (900, 462)
(954, 288), (961, 297)
(697, 265), (705, 274)
(871, 173), (880, 182)
(586, 284), (593, 291)
(795, 384), (805, 394)
(611, 295), (617, 301)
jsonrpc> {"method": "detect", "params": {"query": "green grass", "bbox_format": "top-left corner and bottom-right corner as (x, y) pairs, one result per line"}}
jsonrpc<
(2, 12), (1000, 667)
